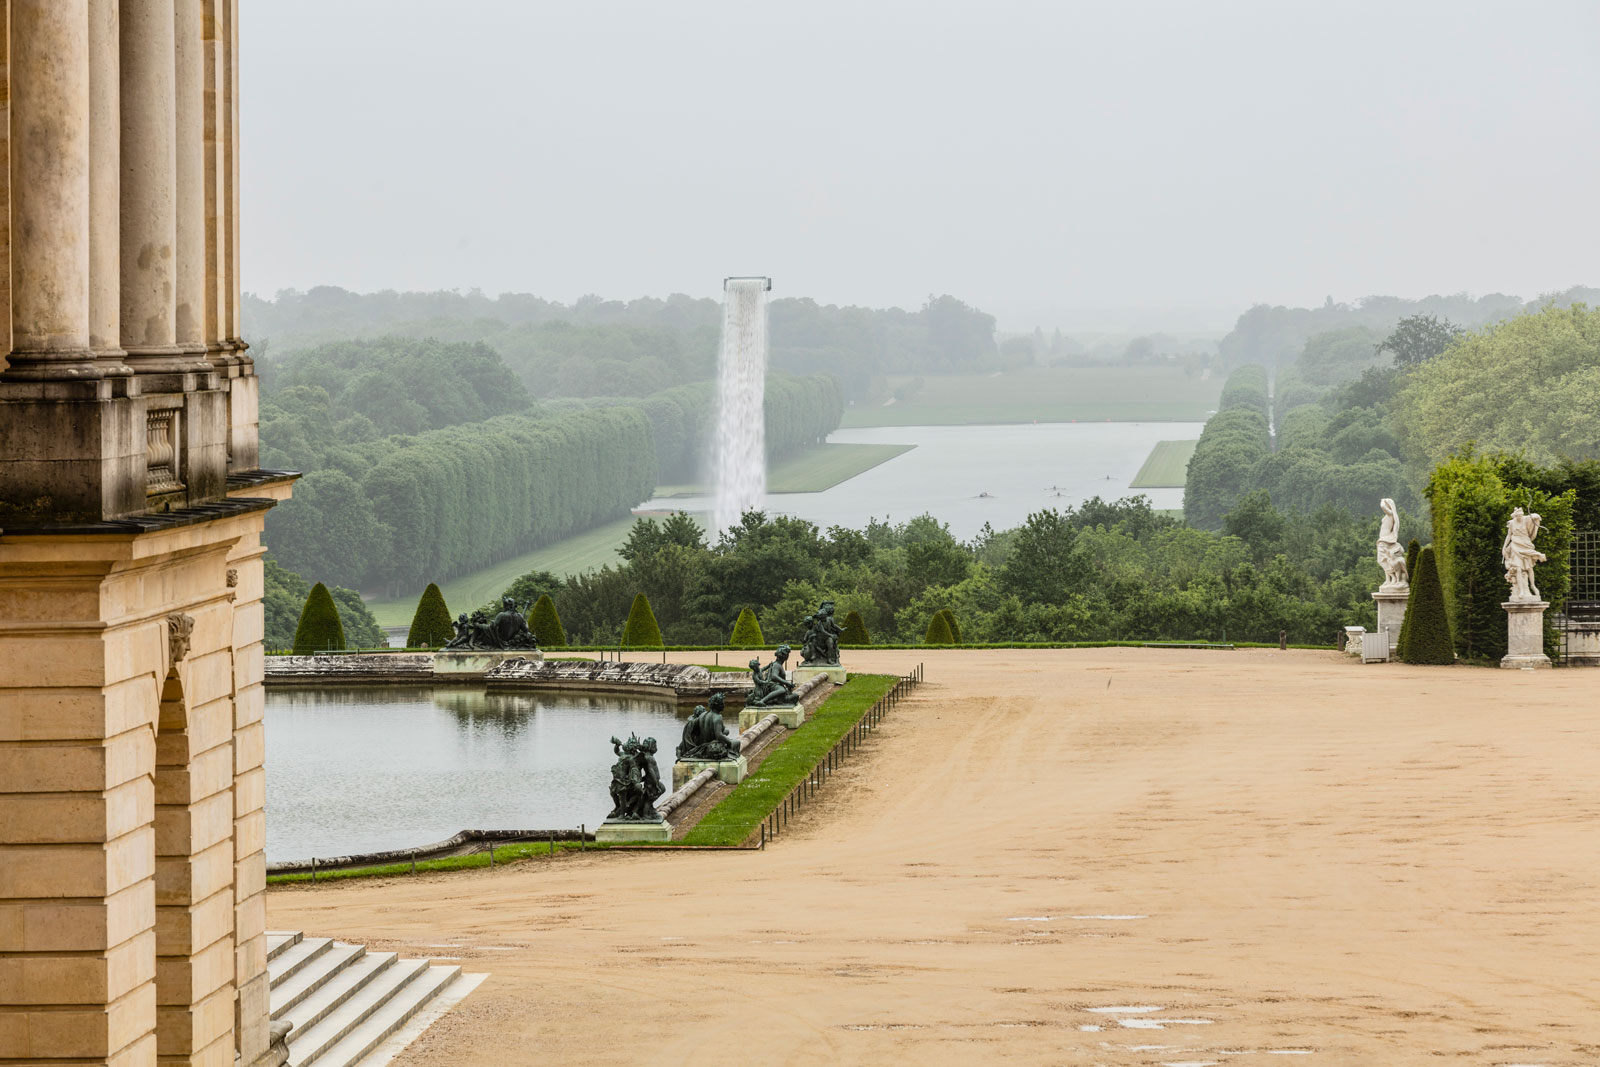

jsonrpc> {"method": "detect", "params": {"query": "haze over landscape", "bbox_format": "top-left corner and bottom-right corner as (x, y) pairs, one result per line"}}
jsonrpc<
(242, 0), (1600, 330)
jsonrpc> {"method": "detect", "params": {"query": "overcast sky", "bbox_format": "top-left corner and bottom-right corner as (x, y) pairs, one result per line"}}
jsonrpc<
(242, 1), (1600, 331)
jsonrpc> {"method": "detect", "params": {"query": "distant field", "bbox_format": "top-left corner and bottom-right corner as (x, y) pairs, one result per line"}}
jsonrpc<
(364, 514), (705, 627)
(656, 442), (915, 498)
(840, 366), (1220, 427)
(1130, 439), (1199, 488)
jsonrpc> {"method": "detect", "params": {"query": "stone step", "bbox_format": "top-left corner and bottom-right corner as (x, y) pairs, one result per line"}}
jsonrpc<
(267, 931), (303, 963)
(300, 966), (463, 1067)
(285, 956), (431, 1066)
(268, 936), (334, 989)
(280, 951), (400, 1045)
(270, 942), (367, 1021)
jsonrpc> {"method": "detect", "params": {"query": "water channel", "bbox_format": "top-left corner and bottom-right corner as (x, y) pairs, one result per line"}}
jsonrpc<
(640, 421), (1203, 540)
(264, 687), (728, 863)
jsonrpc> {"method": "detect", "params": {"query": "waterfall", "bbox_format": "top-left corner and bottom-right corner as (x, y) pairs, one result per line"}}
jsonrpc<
(712, 277), (770, 533)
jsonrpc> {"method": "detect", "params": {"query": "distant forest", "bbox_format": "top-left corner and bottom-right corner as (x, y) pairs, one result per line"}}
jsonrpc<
(244, 287), (999, 404)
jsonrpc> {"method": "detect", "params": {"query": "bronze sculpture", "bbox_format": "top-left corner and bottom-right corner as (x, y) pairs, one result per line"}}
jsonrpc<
(442, 596), (541, 651)
(676, 691), (741, 762)
(746, 645), (799, 707)
(606, 733), (665, 822)
(799, 600), (843, 666)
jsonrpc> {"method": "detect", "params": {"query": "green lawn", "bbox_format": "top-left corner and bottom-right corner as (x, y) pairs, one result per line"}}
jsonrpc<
(1130, 439), (1199, 488)
(656, 442), (915, 497)
(840, 366), (1220, 427)
(364, 514), (686, 627)
(681, 674), (900, 846)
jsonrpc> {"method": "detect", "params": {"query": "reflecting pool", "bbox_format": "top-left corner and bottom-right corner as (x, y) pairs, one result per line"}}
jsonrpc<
(264, 687), (722, 863)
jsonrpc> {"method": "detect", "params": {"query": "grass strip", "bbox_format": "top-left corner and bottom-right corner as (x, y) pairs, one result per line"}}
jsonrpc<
(680, 673), (900, 847)
(266, 839), (611, 885)
(1129, 438), (1198, 488)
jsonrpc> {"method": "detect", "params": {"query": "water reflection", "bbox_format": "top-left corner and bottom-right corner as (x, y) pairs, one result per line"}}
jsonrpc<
(264, 687), (722, 862)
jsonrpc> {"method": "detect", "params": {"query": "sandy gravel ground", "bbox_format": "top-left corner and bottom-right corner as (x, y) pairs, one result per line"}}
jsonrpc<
(269, 648), (1600, 1066)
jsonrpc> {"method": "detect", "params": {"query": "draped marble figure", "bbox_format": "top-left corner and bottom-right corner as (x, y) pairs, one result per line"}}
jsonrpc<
(1501, 507), (1547, 602)
(1376, 497), (1408, 591)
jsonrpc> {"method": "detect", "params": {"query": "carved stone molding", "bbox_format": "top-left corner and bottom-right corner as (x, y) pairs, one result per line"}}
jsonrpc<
(226, 568), (239, 587)
(167, 613), (195, 666)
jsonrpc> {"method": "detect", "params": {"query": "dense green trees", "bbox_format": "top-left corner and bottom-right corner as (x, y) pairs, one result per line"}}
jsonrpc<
(1183, 365), (1274, 529)
(527, 594), (567, 647)
(292, 583), (346, 653)
(265, 558), (382, 650)
(730, 608), (764, 646)
(622, 594), (664, 648)
(489, 495), (1384, 648)
(1395, 305), (1600, 476)
(1401, 547), (1454, 664)
(407, 584), (453, 648)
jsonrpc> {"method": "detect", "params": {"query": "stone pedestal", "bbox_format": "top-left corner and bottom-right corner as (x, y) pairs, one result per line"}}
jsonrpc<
(1343, 625), (1366, 655)
(593, 819), (672, 843)
(740, 703), (805, 732)
(434, 649), (543, 679)
(674, 755), (747, 789)
(1501, 600), (1552, 669)
(791, 665), (846, 686)
(1563, 622), (1600, 667)
(1372, 589), (1408, 653)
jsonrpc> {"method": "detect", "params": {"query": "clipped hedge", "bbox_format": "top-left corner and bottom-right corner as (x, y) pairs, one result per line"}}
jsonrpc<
(840, 609), (870, 646)
(1402, 546), (1454, 664)
(923, 611), (954, 644)
(622, 593), (664, 648)
(293, 583), (346, 653)
(528, 594), (567, 647)
(406, 583), (453, 648)
(730, 608), (764, 647)
(938, 608), (963, 645)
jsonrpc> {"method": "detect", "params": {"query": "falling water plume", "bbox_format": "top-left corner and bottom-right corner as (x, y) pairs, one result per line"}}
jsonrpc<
(713, 276), (771, 533)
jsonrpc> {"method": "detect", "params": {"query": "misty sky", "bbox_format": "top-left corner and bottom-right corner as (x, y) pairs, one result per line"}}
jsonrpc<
(242, 1), (1600, 331)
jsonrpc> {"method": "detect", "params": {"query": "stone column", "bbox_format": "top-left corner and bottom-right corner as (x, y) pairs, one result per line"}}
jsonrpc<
(120, 0), (201, 373)
(173, 0), (209, 365)
(4, 1), (100, 382)
(1501, 600), (1552, 669)
(223, 0), (242, 358)
(89, 0), (133, 375)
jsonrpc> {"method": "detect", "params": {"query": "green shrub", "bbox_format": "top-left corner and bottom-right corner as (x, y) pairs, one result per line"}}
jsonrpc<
(622, 593), (664, 648)
(528, 594), (567, 647)
(730, 607), (764, 646)
(840, 609), (870, 646)
(938, 608), (963, 645)
(923, 611), (954, 645)
(1402, 546), (1454, 664)
(1405, 538), (1421, 580)
(1395, 539), (1423, 658)
(406, 583), (453, 648)
(292, 583), (346, 654)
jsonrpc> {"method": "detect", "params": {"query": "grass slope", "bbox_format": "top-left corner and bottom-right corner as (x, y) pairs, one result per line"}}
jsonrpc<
(656, 442), (915, 497)
(682, 673), (900, 846)
(841, 366), (1220, 427)
(1130, 439), (1199, 488)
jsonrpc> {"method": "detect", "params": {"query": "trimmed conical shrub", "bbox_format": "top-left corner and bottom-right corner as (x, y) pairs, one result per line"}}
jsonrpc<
(938, 608), (963, 645)
(528, 594), (567, 647)
(293, 583), (346, 654)
(406, 582), (453, 648)
(1402, 546), (1454, 665)
(730, 607), (763, 647)
(1405, 538), (1421, 580)
(840, 609), (870, 646)
(923, 611), (954, 645)
(622, 593), (664, 649)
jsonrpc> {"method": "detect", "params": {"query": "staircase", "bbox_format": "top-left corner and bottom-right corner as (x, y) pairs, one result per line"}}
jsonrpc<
(267, 931), (482, 1067)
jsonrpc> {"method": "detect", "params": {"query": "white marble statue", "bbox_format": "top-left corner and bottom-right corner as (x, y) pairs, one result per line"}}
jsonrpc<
(1376, 497), (1408, 591)
(1502, 507), (1547, 602)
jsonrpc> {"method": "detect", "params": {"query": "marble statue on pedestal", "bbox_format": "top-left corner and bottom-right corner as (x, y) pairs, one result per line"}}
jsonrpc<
(1502, 507), (1547, 602)
(1376, 497), (1408, 591)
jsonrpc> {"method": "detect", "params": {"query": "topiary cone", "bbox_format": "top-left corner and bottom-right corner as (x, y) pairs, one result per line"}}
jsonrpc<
(938, 608), (963, 645)
(729, 607), (764, 647)
(406, 582), (453, 648)
(293, 582), (346, 654)
(528, 594), (567, 647)
(840, 609), (870, 646)
(1402, 546), (1454, 665)
(622, 593), (664, 649)
(1395, 540), (1423, 660)
(923, 611), (954, 645)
